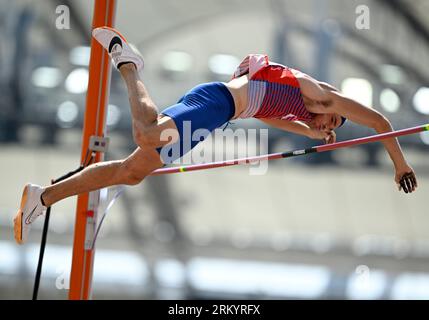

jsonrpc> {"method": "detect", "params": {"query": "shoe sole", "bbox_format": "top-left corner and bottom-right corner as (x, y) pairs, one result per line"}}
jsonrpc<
(14, 185), (29, 245)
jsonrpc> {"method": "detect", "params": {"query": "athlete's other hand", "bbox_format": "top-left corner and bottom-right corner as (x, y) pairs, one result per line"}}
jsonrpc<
(324, 130), (336, 144)
(307, 128), (336, 144)
(395, 164), (418, 194)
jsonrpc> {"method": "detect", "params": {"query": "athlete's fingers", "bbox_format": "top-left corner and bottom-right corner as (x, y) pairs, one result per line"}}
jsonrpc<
(399, 173), (414, 193)
(404, 175), (413, 193)
(409, 172), (418, 189)
(330, 131), (336, 143)
(324, 131), (336, 144)
(327, 134), (335, 144)
(323, 135), (329, 144)
(399, 178), (408, 193)
(408, 175), (416, 192)
(405, 172), (417, 192)
(401, 173), (417, 193)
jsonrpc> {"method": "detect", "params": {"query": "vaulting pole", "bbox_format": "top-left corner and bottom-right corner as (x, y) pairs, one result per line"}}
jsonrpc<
(151, 124), (429, 175)
(69, 0), (116, 300)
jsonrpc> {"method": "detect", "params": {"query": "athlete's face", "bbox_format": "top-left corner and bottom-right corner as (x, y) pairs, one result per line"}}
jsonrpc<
(309, 113), (342, 132)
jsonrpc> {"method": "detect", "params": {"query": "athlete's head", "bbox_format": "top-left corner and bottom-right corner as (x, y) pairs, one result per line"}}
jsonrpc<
(308, 113), (345, 132)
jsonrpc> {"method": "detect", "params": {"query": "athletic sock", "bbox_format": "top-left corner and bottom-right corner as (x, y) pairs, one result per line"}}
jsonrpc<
(117, 61), (137, 70)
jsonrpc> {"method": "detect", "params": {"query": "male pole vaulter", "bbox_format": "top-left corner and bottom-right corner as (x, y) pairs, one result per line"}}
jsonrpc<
(14, 27), (417, 244)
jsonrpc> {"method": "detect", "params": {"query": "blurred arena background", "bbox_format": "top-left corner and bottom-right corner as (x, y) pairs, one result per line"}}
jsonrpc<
(1, 0), (429, 299)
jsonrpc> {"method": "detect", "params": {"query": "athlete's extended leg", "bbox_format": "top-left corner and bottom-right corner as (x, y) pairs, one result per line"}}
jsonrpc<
(14, 147), (163, 244)
(41, 147), (163, 207)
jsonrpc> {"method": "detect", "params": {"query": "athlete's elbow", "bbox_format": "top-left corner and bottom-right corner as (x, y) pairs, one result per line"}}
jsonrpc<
(372, 113), (392, 133)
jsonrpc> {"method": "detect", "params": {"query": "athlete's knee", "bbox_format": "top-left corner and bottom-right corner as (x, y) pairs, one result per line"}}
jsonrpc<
(116, 148), (163, 185)
(132, 121), (159, 148)
(117, 158), (147, 185)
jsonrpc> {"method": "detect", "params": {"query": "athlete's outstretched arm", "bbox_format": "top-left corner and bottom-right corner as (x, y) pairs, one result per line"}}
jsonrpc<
(327, 90), (417, 193)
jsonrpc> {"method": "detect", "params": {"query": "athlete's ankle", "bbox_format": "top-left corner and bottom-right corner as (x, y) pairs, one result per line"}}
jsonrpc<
(40, 190), (52, 207)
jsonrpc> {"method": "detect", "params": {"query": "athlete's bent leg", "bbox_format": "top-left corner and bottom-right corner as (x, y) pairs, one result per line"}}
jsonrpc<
(14, 146), (163, 244)
(119, 63), (158, 127)
(93, 27), (163, 148)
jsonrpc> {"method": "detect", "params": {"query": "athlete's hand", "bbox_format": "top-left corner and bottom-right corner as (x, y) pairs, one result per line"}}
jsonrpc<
(307, 129), (336, 144)
(395, 164), (418, 194)
(324, 130), (336, 144)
